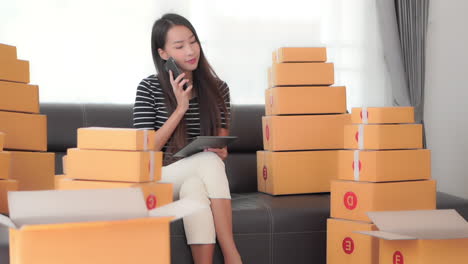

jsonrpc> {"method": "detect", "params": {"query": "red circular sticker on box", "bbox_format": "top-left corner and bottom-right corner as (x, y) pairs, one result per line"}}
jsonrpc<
(263, 166), (268, 180)
(351, 160), (362, 171)
(270, 94), (274, 107)
(342, 237), (355, 254)
(359, 110), (369, 120)
(393, 251), (404, 264)
(355, 131), (359, 142)
(266, 125), (270, 141)
(344, 192), (358, 210)
(146, 194), (157, 210)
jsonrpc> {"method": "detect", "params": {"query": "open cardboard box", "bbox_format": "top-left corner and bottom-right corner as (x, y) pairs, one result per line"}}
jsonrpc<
(0, 188), (207, 264)
(357, 210), (468, 264)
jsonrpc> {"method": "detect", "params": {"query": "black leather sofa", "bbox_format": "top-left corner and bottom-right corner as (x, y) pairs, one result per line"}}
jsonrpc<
(1, 103), (468, 264)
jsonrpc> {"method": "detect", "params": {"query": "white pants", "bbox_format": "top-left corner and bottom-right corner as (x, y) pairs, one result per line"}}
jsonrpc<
(160, 151), (231, 244)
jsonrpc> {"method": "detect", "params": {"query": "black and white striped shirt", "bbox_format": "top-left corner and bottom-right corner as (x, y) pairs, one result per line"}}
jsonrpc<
(133, 74), (231, 165)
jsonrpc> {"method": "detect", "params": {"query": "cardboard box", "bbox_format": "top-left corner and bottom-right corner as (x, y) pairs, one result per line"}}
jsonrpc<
(327, 218), (379, 264)
(330, 180), (436, 222)
(0, 43), (17, 62)
(0, 151), (11, 179)
(0, 59), (29, 83)
(262, 114), (351, 151)
(351, 107), (415, 124)
(0, 131), (4, 150)
(0, 179), (18, 214)
(9, 151), (55, 191)
(257, 150), (339, 195)
(344, 124), (422, 150)
(66, 148), (163, 182)
(0, 80), (39, 113)
(77, 127), (156, 151)
(265, 86), (347, 115)
(0, 188), (207, 264)
(54, 175), (67, 189)
(357, 210), (468, 264)
(338, 149), (431, 182)
(274, 47), (327, 63)
(271, 62), (334, 86)
(0, 111), (47, 151)
(56, 178), (173, 209)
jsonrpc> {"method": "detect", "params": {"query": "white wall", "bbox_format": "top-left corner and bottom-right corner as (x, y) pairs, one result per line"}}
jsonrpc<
(425, 0), (468, 199)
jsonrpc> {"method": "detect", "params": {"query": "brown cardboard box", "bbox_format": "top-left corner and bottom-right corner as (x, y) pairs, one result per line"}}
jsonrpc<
(0, 59), (30, 83)
(0, 111), (47, 151)
(351, 107), (415, 124)
(257, 150), (339, 195)
(338, 149), (431, 182)
(271, 62), (334, 86)
(330, 180), (436, 222)
(9, 151), (55, 191)
(274, 47), (327, 63)
(0, 132), (4, 150)
(56, 178), (173, 209)
(265, 86), (347, 115)
(66, 148), (163, 183)
(0, 179), (18, 214)
(0, 80), (39, 113)
(344, 124), (423, 150)
(327, 218), (379, 264)
(0, 44), (17, 62)
(0, 151), (11, 179)
(358, 210), (468, 264)
(77, 127), (156, 151)
(262, 114), (351, 151)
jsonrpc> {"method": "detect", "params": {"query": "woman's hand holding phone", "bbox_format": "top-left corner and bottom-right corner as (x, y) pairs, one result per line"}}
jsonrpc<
(169, 70), (193, 113)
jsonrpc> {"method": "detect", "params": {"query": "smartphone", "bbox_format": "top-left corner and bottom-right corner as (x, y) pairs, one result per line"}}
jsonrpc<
(164, 57), (189, 90)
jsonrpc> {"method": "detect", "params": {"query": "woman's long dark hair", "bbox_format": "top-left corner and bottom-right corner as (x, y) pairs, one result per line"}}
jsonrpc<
(151, 13), (230, 151)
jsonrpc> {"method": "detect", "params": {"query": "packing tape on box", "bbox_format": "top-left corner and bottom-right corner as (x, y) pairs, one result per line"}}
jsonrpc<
(362, 107), (368, 124)
(143, 130), (148, 150)
(354, 150), (360, 181)
(358, 125), (364, 149)
(149, 151), (155, 181)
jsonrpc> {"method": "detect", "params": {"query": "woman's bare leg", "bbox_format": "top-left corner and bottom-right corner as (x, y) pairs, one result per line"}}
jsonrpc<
(190, 244), (215, 264)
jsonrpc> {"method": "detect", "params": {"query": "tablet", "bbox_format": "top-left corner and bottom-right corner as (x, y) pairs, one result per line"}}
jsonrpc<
(173, 136), (238, 158)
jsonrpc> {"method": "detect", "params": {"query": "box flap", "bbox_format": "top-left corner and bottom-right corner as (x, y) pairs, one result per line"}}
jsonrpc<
(149, 198), (209, 221)
(0, 214), (17, 229)
(366, 209), (468, 240)
(8, 188), (148, 228)
(356, 231), (417, 240)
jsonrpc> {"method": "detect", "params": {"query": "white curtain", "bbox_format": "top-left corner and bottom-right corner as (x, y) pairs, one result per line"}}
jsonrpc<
(1, 0), (391, 109)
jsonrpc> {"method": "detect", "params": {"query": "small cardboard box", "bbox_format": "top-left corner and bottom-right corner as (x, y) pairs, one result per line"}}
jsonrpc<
(0, 44), (17, 62)
(9, 151), (55, 191)
(351, 107), (415, 124)
(338, 149), (431, 182)
(344, 124), (422, 150)
(0, 59), (30, 83)
(257, 150), (339, 195)
(66, 148), (162, 182)
(271, 62), (334, 86)
(0, 80), (39, 113)
(0, 179), (18, 214)
(274, 47), (327, 63)
(327, 218), (379, 264)
(265, 86), (347, 115)
(357, 210), (468, 264)
(62, 155), (68, 174)
(330, 180), (436, 222)
(0, 132), (4, 151)
(0, 151), (11, 179)
(0, 188), (207, 264)
(262, 114), (351, 151)
(0, 111), (47, 151)
(56, 178), (173, 210)
(78, 127), (156, 151)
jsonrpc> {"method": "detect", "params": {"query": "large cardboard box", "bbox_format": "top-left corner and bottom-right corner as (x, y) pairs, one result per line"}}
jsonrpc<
(358, 210), (468, 264)
(0, 81), (39, 113)
(0, 179), (18, 214)
(56, 178), (173, 209)
(0, 111), (47, 151)
(265, 86), (347, 115)
(351, 107), (415, 124)
(271, 62), (334, 86)
(330, 180), (436, 222)
(257, 150), (339, 195)
(66, 148), (163, 182)
(0, 151), (11, 179)
(344, 124), (422, 150)
(327, 218), (378, 264)
(77, 127), (156, 151)
(0, 59), (30, 83)
(0, 188), (207, 264)
(338, 149), (431, 182)
(274, 47), (327, 63)
(262, 114), (351, 151)
(0, 132), (4, 150)
(9, 151), (55, 191)
(0, 44), (17, 62)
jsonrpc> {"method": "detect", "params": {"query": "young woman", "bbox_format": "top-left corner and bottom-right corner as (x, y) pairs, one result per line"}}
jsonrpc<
(133, 13), (242, 264)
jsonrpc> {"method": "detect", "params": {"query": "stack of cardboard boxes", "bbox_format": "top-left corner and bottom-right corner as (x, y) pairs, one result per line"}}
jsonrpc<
(327, 107), (436, 264)
(55, 127), (173, 210)
(257, 47), (351, 195)
(0, 43), (55, 215)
